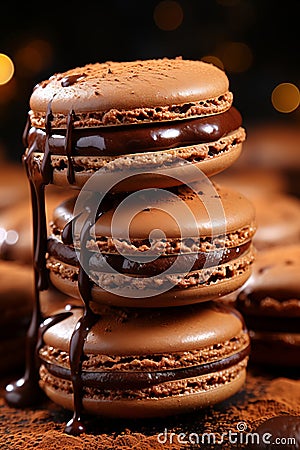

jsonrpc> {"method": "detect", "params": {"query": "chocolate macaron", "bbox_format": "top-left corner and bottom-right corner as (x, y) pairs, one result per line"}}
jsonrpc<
(47, 183), (256, 307)
(236, 245), (300, 367)
(0, 260), (71, 374)
(38, 301), (250, 420)
(24, 58), (245, 191)
(251, 193), (300, 250)
(0, 262), (33, 373)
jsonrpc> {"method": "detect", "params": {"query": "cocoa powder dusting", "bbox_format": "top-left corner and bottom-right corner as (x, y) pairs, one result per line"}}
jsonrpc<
(1, 367), (299, 449)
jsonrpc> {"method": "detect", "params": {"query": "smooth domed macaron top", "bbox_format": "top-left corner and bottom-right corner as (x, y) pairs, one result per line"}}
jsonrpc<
(42, 302), (245, 355)
(30, 58), (230, 116)
(53, 184), (256, 239)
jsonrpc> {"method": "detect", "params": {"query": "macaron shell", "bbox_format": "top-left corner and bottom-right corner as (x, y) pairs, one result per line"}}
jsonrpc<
(48, 252), (253, 307)
(40, 367), (246, 418)
(238, 244), (300, 317)
(252, 194), (300, 250)
(52, 184), (255, 239)
(42, 302), (244, 355)
(47, 143), (243, 192)
(249, 331), (300, 367)
(30, 59), (230, 116)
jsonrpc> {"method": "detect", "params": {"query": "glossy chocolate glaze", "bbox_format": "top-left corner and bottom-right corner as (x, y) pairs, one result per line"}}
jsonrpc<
(6, 104), (101, 435)
(61, 73), (86, 87)
(64, 202), (100, 435)
(5, 107), (52, 409)
(27, 107), (241, 157)
(41, 344), (250, 391)
(47, 237), (251, 276)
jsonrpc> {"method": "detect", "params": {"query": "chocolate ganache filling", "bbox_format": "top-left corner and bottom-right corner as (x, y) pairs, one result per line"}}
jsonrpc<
(47, 237), (251, 276)
(40, 344), (250, 391)
(27, 107), (241, 157)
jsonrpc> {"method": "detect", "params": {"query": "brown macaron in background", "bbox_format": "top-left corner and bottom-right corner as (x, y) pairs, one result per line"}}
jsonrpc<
(212, 171), (300, 251)
(38, 301), (250, 418)
(0, 184), (78, 264)
(0, 163), (29, 211)
(47, 182), (256, 307)
(223, 122), (300, 197)
(25, 58), (246, 191)
(0, 260), (73, 374)
(212, 168), (289, 200)
(0, 262), (33, 373)
(236, 245), (300, 367)
(251, 193), (300, 251)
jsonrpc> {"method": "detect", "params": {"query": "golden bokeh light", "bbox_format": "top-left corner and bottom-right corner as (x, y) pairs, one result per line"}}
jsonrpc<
(0, 53), (14, 85)
(15, 39), (53, 74)
(218, 42), (253, 73)
(153, 1), (183, 31)
(201, 55), (224, 70)
(271, 83), (300, 113)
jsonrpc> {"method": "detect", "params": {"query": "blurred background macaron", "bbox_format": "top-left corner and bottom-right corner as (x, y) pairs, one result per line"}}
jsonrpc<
(0, 164), (29, 211)
(0, 257), (80, 375)
(235, 244), (300, 368)
(213, 169), (300, 251)
(251, 193), (300, 250)
(212, 167), (288, 200)
(0, 162), (76, 264)
(0, 262), (33, 373)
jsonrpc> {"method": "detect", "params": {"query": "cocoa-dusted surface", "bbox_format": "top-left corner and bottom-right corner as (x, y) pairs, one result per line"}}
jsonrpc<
(29, 58), (232, 127)
(51, 184), (256, 240)
(1, 367), (299, 449)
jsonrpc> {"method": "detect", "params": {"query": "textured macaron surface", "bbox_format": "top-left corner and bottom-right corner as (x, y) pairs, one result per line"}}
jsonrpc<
(24, 58), (245, 187)
(38, 302), (249, 417)
(51, 184), (256, 242)
(39, 302), (249, 399)
(29, 58), (231, 122)
(41, 302), (247, 356)
(47, 184), (255, 302)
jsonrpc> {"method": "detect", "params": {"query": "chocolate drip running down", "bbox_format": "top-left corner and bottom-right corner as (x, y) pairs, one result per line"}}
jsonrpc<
(5, 102), (100, 436)
(5, 105), (54, 408)
(65, 110), (76, 184)
(64, 198), (105, 436)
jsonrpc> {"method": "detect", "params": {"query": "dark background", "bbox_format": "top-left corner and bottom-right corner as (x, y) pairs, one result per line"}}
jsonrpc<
(0, 0), (299, 162)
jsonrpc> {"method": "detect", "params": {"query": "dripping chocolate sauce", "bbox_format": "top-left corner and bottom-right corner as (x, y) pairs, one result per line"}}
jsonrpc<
(5, 102), (100, 435)
(62, 200), (106, 435)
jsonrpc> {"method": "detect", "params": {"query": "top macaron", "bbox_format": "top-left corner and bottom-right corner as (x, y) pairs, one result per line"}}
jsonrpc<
(25, 58), (245, 190)
(30, 58), (232, 124)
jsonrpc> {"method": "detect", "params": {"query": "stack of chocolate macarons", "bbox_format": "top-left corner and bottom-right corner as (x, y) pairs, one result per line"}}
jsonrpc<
(6, 58), (256, 434)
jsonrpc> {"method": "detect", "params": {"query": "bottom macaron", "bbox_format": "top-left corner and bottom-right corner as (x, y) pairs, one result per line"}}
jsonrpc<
(38, 301), (249, 423)
(236, 245), (300, 367)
